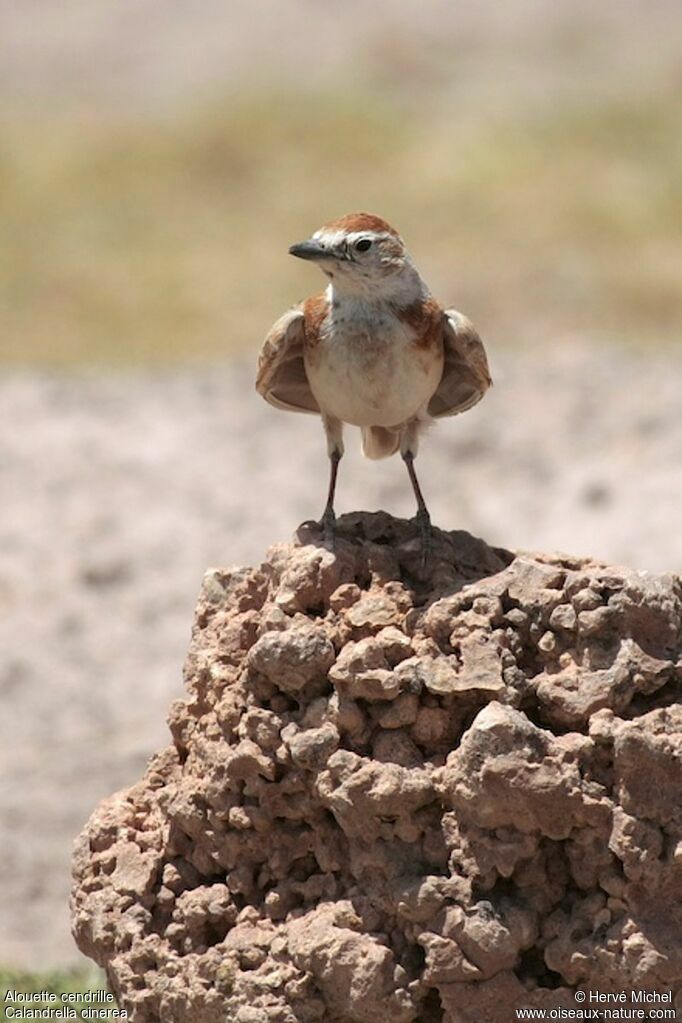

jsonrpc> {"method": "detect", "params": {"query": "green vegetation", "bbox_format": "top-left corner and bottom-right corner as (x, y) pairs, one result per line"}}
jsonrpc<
(1, 88), (680, 366)
(1, 967), (116, 1021)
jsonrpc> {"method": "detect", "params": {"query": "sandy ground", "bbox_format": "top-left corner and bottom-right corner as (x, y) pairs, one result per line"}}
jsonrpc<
(0, 341), (680, 967)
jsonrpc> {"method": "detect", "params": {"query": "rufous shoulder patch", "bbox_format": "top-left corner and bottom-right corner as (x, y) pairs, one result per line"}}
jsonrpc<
(395, 296), (443, 350)
(302, 293), (330, 346)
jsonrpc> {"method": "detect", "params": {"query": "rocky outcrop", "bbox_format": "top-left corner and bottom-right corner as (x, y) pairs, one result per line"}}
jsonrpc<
(71, 512), (682, 1022)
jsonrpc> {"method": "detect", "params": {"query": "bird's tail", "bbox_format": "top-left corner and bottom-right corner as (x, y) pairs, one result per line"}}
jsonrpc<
(361, 426), (401, 460)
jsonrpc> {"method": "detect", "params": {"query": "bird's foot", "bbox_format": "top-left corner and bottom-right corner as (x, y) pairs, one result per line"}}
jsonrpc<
(415, 508), (432, 569)
(318, 507), (336, 547)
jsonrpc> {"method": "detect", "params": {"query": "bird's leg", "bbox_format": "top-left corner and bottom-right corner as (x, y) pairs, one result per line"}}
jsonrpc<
(320, 416), (344, 544)
(401, 425), (432, 566)
(320, 450), (341, 542)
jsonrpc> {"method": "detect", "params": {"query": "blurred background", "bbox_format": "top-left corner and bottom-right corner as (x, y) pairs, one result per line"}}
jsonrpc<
(0, 0), (681, 984)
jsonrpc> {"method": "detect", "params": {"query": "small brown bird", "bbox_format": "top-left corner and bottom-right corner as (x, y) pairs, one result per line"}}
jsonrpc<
(256, 212), (491, 554)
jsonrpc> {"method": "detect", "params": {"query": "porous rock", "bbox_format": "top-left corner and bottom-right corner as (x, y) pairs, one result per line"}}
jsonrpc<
(71, 512), (682, 1022)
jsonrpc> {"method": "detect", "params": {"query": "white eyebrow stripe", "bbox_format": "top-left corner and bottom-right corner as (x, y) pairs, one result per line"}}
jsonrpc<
(313, 229), (390, 247)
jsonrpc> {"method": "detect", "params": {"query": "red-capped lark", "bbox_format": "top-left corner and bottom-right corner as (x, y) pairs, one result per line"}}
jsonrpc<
(256, 213), (491, 561)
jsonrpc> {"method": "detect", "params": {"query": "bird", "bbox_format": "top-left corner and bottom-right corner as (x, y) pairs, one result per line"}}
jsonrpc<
(256, 212), (491, 559)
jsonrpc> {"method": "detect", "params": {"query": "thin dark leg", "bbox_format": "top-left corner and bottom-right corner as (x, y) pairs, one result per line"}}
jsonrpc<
(402, 450), (432, 566)
(320, 449), (341, 543)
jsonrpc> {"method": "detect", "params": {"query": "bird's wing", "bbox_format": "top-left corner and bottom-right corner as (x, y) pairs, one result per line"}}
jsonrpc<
(255, 306), (320, 415)
(427, 308), (492, 418)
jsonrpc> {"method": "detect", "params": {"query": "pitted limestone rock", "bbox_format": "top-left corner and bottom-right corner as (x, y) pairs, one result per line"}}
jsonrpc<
(72, 512), (682, 1023)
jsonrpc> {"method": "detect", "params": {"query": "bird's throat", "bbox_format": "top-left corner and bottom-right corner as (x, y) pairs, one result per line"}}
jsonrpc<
(327, 265), (427, 313)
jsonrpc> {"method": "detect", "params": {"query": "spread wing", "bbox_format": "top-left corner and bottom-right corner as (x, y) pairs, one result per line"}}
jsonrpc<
(255, 306), (320, 415)
(427, 309), (492, 418)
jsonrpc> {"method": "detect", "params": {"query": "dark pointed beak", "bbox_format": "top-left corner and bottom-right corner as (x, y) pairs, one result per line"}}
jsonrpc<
(288, 239), (331, 261)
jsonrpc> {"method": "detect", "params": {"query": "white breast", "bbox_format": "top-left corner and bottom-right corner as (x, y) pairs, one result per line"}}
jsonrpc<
(304, 301), (443, 428)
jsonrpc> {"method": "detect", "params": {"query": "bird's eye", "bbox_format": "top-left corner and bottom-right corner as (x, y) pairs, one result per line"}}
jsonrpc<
(354, 238), (372, 252)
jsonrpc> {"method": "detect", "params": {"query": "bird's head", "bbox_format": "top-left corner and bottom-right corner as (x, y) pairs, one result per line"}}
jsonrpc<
(289, 213), (416, 297)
